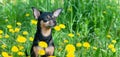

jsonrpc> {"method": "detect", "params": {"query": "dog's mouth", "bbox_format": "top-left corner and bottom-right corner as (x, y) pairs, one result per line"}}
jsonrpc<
(47, 21), (56, 28)
(47, 24), (56, 28)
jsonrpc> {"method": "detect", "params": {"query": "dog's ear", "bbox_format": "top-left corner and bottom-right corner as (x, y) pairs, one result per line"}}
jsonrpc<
(32, 7), (41, 19)
(53, 8), (62, 17)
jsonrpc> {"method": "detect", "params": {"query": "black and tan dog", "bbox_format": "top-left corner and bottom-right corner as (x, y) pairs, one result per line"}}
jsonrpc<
(30, 7), (62, 57)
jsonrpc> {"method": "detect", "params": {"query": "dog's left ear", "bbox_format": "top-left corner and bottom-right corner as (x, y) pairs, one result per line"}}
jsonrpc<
(32, 7), (41, 19)
(53, 8), (62, 17)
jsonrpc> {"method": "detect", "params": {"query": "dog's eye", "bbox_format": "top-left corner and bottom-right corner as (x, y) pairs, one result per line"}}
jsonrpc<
(43, 19), (48, 22)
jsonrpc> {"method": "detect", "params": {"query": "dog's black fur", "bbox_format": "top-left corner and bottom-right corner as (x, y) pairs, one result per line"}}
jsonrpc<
(30, 7), (62, 57)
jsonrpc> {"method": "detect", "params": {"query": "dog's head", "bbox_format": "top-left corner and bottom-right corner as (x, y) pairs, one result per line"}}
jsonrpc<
(32, 7), (62, 28)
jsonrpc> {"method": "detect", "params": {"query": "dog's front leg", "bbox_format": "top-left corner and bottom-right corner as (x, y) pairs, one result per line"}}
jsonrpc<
(31, 46), (43, 57)
(45, 46), (54, 56)
(30, 46), (36, 57)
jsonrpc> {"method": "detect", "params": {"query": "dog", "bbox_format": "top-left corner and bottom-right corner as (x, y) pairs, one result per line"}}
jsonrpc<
(30, 7), (62, 57)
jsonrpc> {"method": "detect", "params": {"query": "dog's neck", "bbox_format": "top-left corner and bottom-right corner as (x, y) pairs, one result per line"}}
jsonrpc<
(33, 26), (52, 45)
(36, 24), (52, 37)
(41, 27), (51, 37)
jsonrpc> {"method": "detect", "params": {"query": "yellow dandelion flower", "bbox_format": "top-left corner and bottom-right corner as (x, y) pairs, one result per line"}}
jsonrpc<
(8, 55), (13, 57)
(9, 29), (15, 33)
(48, 56), (56, 57)
(112, 40), (116, 44)
(29, 37), (34, 41)
(54, 25), (61, 31)
(16, 35), (27, 43)
(93, 47), (97, 50)
(0, 30), (3, 34)
(25, 13), (30, 17)
(1, 44), (7, 49)
(111, 48), (116, 53)
(108, 44), (114, 49)
(1, 52), (9, 57)
(18, 46), (24, 50)
(17, 51), (25, 56)
(9, 29), (12, 32)
(76, 43), (82, 47)
(64, 39), (68, 43)
(4, 34), (9, 38)
(59, 24), (65, 29)
(66, 52), (75, 57)
(38, 41), (48, 48)
(65, 44), (75, 53)
(106, 34), (111, 38)
(38, 49), (45, 55)
(0, 35), (2, 38)
(7, 25), (12, 29)
(31, 19), (37, 25)
(11, 46), (19, 52)
(23, 31), (28, 35)
(15, 28), (20, 32)
(83, 42), (90, 49)
(68, 33), (74, 38)
(16, 22), (22, 26)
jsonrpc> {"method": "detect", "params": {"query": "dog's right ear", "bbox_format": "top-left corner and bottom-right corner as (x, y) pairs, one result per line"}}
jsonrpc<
(32, 7), (41, 19)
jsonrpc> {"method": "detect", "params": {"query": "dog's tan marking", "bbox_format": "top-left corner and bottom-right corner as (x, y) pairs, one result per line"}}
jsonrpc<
(33, 46), (43, 57)
(47, 15), (51, 19)
(40, 20), (51, 37)
(45, 46), (54, 55)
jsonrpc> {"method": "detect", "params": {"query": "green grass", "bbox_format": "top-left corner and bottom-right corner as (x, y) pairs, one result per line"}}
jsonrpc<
(0, 0), (120, 57)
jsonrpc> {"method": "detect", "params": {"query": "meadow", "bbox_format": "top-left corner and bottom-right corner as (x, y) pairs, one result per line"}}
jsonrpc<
(0, 0), (120, 57)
